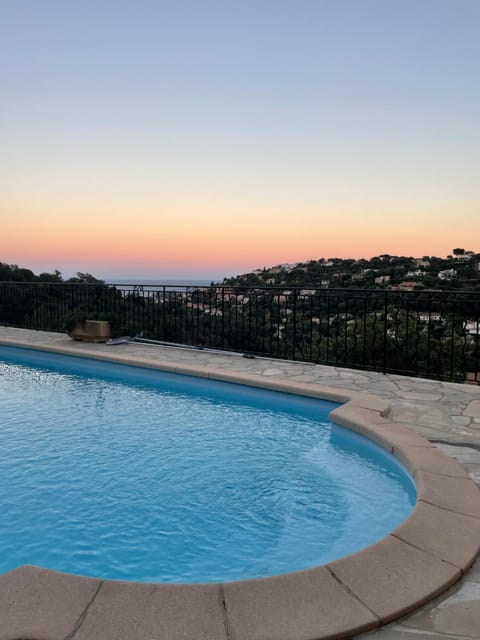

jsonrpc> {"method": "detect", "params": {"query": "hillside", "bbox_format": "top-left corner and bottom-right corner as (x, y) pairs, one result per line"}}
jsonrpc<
(222, 249), (480, 291)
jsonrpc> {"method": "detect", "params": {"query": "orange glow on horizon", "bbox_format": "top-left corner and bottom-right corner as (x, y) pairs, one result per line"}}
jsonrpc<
(2, 2), (479, 279)
(2, 192), (479, 277)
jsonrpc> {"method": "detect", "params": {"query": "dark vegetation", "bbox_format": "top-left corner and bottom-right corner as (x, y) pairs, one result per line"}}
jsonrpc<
(0, 253), (479, 383)
(222, 249), (480, 291)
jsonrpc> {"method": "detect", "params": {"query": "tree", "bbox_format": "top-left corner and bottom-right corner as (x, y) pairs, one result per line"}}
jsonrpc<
(66, 272), (105, 284)
(12, 267), (36, 282)
(38, 270), (63, 282)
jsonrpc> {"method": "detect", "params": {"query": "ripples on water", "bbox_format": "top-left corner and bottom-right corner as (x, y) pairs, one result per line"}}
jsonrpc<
(0, 347), (416, 582)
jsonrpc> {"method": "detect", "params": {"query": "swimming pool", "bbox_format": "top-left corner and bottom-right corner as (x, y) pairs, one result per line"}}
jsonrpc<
(0, 345), (415, 583)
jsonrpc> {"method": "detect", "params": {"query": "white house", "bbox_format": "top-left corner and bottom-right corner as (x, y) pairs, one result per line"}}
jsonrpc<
(438, 269), (457, 279)
(418, 313), (442, 322)
(204, 308), (223, 317)
(464, 320), (479, 335)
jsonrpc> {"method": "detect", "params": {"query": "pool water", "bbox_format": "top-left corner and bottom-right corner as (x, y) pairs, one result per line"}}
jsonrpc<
(0, 346), (416, 583)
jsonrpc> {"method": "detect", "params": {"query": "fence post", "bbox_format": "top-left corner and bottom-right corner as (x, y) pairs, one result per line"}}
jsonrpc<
(383, 290), (388, 374)
(162, 286), (166, 340)
(221, 287), (225, 349)
(292, 288), (297, 360)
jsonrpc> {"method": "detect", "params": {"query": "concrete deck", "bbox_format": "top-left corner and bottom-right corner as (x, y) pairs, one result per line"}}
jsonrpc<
(0, 326), (479, 640)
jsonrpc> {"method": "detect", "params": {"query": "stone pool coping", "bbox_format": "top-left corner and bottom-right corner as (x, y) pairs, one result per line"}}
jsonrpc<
(0, 329), (479, 640)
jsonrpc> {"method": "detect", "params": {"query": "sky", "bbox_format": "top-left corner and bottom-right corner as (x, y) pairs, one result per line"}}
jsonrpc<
(1, 0), (479, 280)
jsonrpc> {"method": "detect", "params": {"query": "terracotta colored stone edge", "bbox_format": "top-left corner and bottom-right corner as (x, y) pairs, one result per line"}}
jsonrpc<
(0, 334), (480, 640)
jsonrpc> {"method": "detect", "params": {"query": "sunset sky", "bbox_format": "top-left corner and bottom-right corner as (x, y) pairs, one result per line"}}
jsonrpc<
(1, 1), (479, 280)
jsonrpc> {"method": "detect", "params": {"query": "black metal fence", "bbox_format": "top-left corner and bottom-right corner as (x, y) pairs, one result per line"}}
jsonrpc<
(1, 281), (479, 383)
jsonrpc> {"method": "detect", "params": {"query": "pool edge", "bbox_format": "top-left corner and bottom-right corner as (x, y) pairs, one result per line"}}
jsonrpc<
(1, 335), (479, 640)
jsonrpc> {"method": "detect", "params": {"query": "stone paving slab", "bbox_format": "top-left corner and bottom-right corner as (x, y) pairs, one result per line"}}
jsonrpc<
(360, 569), (480, 640)
(393, 444), (470, 477)
(398, 569), (480, 639)
(223, 566), (379, 640)
(368, 422), (437, 451)
(357, 630), (477, 639)
(327, 535), (461, 624)
(415, 471), (480, 519)
(464, 400), (480, 417)
(1, 327), (480, 640)
(392, 501), (480, 570)
(73, 580), (228, 640)
(0, 565), (101, 640)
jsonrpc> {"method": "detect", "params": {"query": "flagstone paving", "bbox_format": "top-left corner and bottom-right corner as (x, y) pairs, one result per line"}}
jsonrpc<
(0, 327), (479, 639)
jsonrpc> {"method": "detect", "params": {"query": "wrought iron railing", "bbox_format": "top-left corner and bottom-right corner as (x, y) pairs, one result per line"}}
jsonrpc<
(0, 281), (479, 383)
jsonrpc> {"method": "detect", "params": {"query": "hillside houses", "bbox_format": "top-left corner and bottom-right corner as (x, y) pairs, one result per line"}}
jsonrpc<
(418, 313), (442, 322)
(464, 320), (480, 336)
(414, 259), (430, 268)
(391, 281), (417, 291)
(438, 269), (457, 280)
(221, 249), (480, 291)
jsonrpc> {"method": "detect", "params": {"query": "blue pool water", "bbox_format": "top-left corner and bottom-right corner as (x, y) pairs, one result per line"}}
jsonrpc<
(0, 346), (416, 583)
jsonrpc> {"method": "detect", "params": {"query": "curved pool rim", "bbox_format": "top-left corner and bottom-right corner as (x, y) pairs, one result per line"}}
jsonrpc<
(1, 332), (479, 640)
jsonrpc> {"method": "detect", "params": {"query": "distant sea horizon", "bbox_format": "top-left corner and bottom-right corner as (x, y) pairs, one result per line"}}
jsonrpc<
(106, 278), (221, 287)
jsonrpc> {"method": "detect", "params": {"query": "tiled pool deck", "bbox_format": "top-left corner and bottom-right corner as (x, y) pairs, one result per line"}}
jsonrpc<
(0, 326), (479, 640)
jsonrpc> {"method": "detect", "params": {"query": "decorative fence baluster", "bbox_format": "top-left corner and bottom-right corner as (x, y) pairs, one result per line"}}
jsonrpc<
(0, 282), (479, 383)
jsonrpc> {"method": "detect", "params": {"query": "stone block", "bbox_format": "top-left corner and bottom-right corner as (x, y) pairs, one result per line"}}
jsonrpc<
(74, 580), (227, 640)
(223, 566), (378, 640)
(463, 400), (480, 418)
(393, 445), (469, 477)
(327, 535), (460, 624)
(393, 502), (480, 570)
(0, 565), (101, 640)
(416, 470), (480, 519)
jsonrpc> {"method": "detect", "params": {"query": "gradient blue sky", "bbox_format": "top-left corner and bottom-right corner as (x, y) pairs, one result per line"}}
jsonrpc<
(1, 1), (479, 279)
